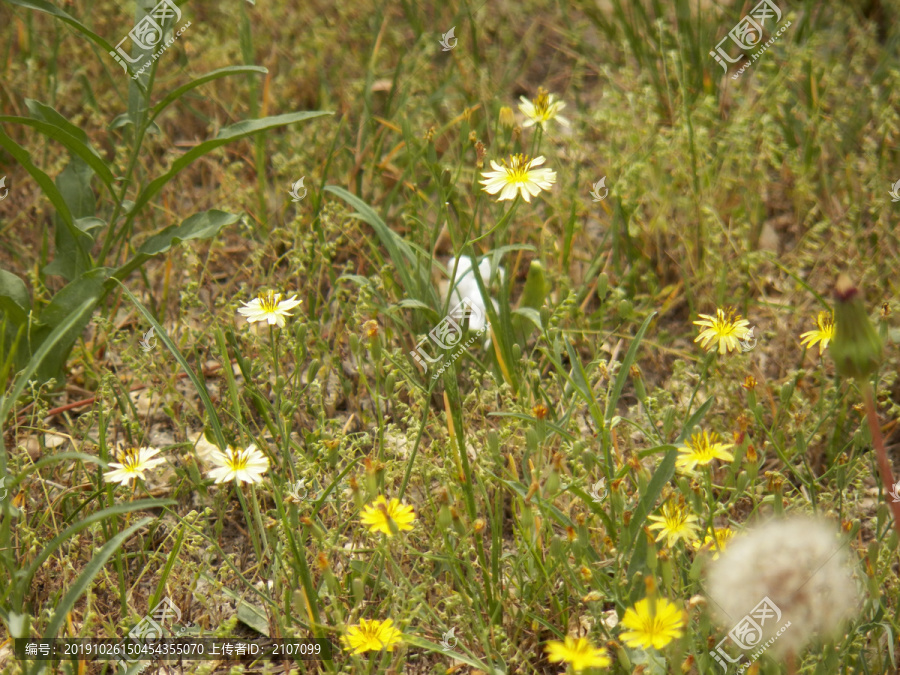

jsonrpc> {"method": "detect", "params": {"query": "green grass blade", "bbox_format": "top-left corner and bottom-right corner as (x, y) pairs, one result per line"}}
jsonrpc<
(605, 312), (656, 422)
(0, 128), (76, 231)
(624, 444), (677, 553)
(114, 281), (228, 452)
(149, 66), (269, 124)
(14, 499), (176, 605)
(42, 517), (155, 639)
(5, 0), (118, 54)
(0, 117), (115, 190)
(128, 112), (333, 220)
(325, 185), (437, 308)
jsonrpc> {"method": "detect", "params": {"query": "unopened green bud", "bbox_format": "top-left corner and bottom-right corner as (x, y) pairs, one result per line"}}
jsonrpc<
(597, 273), (609, 300)
(831, 275), (883, 380)
(519, 261), (548, 310)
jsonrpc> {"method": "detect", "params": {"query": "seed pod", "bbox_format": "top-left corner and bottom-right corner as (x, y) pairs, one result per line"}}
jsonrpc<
(831, 275), (883, 380)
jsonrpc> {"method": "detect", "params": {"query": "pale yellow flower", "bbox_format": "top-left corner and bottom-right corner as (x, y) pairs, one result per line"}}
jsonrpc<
(237, 290), (301, 327)
(518, 87), (569, 128)
(103, 446), (166, 486)
(207, 444), (269, 484)
(480, 154), (556, 203)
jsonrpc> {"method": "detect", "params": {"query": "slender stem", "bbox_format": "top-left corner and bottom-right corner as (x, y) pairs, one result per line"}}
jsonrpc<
(235, 483), (263, 564)
(685, 351), (715, 418)
(863, 383), (900, 538)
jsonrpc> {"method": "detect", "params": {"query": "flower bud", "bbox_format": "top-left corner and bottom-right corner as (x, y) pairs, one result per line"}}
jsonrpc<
(831, 275), (883, 380)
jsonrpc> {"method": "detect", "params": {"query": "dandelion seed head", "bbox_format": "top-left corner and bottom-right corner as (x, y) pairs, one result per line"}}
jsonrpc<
(705, 516), (861, 658)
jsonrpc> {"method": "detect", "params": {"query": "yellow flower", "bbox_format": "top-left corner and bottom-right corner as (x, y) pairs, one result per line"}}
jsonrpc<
(103, 445), (166, 486)
(480, 154), (556, 203)
(799, 310), (835, 356)
(207, 444), (270, 484)
(518, 87), (569, 129)
(340, 618), (403, 654)
(237, 290), (302, 327)
(676, 431), (734, 472)
(692, 527), (734, 560)
(545, 636), (610, 672)
(693, 308), (751, 354)
(619, 597), (685, 650)
(647, 501), (700, 547)
(360, 495), (416, 536)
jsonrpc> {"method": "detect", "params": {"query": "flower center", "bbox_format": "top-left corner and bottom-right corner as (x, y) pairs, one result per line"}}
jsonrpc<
(533, 87), (550, 115)
(257, 291), (279, 312)
(503, 154), (532, 180)
(119, 450), (141, 471)
(226, 449), (249, 471)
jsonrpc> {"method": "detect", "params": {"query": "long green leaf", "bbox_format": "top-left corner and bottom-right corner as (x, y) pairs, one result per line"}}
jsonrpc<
(16, 499), (175, 604)
(8, 452), (107, 489)
(114, 281), (228, 452)
(5, 0), (118, 54)
(606, 311), (657, 422)
(675, 395), (715, 443)
(150, 522), (187, 611)
(0, 129), (75, 231)
(325, 185), (438, 308)
(403, 635), (496, 671)
(0, 269), (30, 326)
(112, 210), (240, 285)
(565, 339), (605, 429)
(0, 299), (95, 421)
(42, 518), (154, 640)
(625, 444), (677, 552)
(0, 117), (115, 190)
(150, 66), (269, 123)
(129, 112), (333, 218)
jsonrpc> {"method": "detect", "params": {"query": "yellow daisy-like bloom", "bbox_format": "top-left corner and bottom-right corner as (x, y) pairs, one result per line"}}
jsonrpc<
(207, 444), (270, 484)
(360, 495), (416, 536)
(237, 290), (302, 327)
(340, 618), (403, 654)
(545, 636), (611, 672)
(693, 308), (751, 355)
(647, 501), (701, 547)
(799, 311), (835, 355)
(692, 527), (734, 560)
(480, 154), (556, 203)
(518, 87), (569, 129)
(619, 597), (686, 650)
(676, 431), (735, 472)
(103, 446), (166, 486)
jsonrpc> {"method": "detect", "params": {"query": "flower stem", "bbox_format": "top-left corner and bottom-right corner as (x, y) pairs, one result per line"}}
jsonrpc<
(862, 383), (900, 538)
(235, 482), (263, 563)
